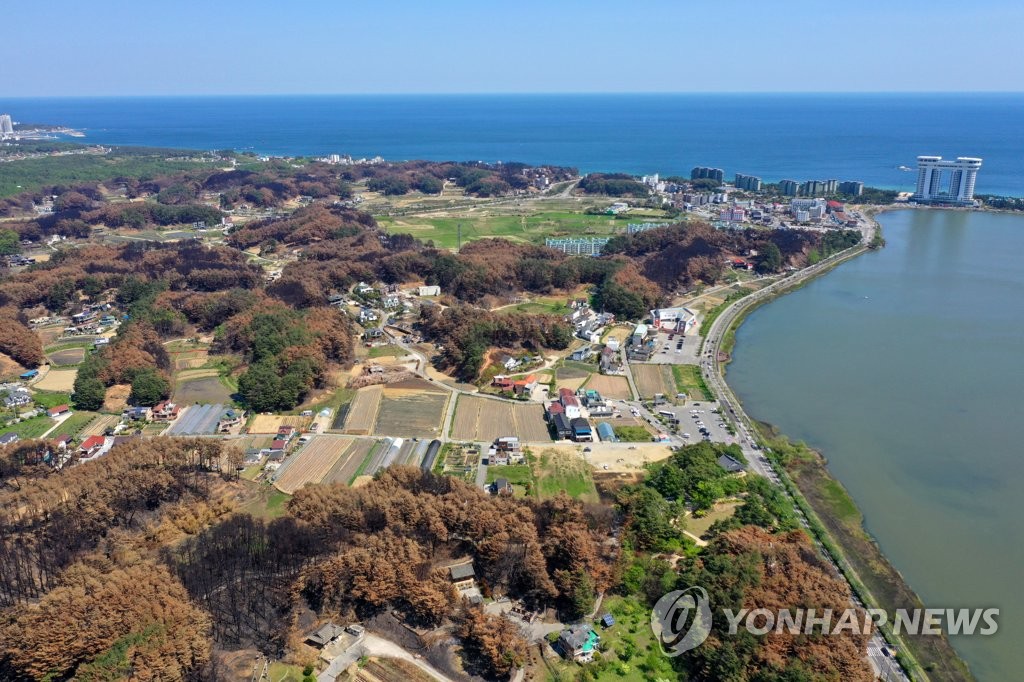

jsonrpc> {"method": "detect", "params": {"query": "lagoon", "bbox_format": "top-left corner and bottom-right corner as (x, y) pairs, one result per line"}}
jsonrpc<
(727, 208), (1024, 680)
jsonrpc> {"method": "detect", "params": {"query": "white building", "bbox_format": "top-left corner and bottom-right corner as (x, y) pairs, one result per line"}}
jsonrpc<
(418, 285), (441, 297)
(0, 114), (12, 137)
(650, 307), (697, 333)
(913, 156), (982, 204)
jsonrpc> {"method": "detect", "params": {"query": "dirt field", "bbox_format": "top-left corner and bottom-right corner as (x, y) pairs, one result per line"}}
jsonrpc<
(103, 384), (131, 412)
(343, 385), (384, 435)
(575, 442), (674, 472)
(602, 325), (632, 345)
(273, 436), (353, 494)
(34, 368), (77, 392)
(450, 395), (548, 442)
(357, 657), (435, 682)
(632, 364), (675, 398)
(555, 376), (588, 392)
(248, 414), (314, 434)
(47, 347), (85, 366)
(173, 376), (233, 405)
(584, 374), (632, 400)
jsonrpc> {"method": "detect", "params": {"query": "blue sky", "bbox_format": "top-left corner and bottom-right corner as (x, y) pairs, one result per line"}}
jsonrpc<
(5, 0), (1024, 95)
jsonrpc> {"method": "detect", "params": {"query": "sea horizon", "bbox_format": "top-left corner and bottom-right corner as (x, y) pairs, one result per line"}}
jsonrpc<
(3, 93), (1022, 196)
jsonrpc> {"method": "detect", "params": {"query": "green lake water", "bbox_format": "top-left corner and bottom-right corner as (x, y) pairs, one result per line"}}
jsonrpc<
(727, 209), (1024, 681)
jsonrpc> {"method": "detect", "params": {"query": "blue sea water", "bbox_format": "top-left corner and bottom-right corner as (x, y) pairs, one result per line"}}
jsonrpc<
(2, 93), (1023, 196)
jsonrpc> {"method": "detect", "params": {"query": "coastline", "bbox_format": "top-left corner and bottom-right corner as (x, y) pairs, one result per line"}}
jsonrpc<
(709, 210), (975, 681)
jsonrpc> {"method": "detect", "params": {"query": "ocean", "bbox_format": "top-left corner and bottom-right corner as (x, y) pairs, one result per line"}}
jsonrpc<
(1, 93), (1023, 196)
(727, 209), (1024, 681)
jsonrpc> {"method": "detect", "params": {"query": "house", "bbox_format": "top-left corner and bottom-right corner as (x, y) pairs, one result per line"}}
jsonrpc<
(569, 345), (594, 362)
(546, 402), (565, 420)
(492, 436), (523, 465)
(717, 454), (746, 474)
(382, 294), (400, 308)
(492, 376), (515, 391)
(123, 406), (152, 421)
(558, 624), (600, 662)
(152, 401), (182, 421)
(630, 324), (648, 346)
(52, 434), (73, 451)
(271, 438), (288, 451)
(93, 337), (110, 347)
(599, 346), (622, 374)
(3, 388), (31, 409)
(359, 308), (378, 324)
(502, 356), (522, 371)
(327, 293), (346, 305)
(447, 562), (477, 590)
(570, 418), (593, 443)
(277, 425), (297, 441)
(47, 404), (71, 418)
(492, 478), (513, 495)
(243, 448), (263, 465)
(561, 395), (581, 420)
(417, 285), (441, 297)
(649, 307), (697, 334)
(0, 432), (19, 447)
(355, 281), (375, 295)
(79, 435), (105, 456)
(218, 408), (244, 432)
(363, 327), (384, 340)
(305, 623), (346, 649)
(552, 413), (573, 440)
(512, 374), (538, 397)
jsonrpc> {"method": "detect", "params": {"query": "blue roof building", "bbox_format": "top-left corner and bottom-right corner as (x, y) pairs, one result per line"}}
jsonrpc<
(596, 422), (617, 442)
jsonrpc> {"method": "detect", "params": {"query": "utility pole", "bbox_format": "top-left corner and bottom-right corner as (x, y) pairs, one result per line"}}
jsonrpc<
(457, 222), (462, 251)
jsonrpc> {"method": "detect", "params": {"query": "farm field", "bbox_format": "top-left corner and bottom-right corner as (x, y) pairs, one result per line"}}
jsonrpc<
(450, 395), (548, 442)
(372, 379), (449, 438)
(273, 436), (354, 494)
(173, 375), (233, 405)
(47, 347), (86, 366)
(631, 363), (675, 399)
(248, 414), (313, 434)
(322, 439), (378, 484)
(79, 413), (120, 437)
(50, 411), (100, 439)
(583, 374), (632, 400)
(34, 368), (77, 392)
(342, 385), (383, 435)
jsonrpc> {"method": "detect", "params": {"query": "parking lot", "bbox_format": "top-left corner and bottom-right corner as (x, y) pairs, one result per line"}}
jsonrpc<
(649, 401), (739, 447)
(644, 329), (703, 365)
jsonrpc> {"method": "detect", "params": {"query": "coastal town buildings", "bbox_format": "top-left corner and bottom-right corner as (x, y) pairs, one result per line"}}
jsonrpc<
(734, 173), (762, 191)
(545, 237), (610, 256)
(691, 166), (725, 183)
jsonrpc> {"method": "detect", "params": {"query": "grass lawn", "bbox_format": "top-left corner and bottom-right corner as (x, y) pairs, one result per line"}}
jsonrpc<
(613, 426), (652, 442)
(367, 345), (409, 359)
(0, 415), (56, 440)
(486, 462), (536, 497)
(583, 595), (677, 681)
(685, 500), (740, 538)
(267, 662), (305, 682)
(494, 299), (571, 316)
(671, 364), (713, 401)
(533, 449), (598, 502)
(31, 391), (72, 410)
(377, 211), (628, 250)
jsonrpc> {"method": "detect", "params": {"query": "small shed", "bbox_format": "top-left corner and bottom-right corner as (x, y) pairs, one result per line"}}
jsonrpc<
(601, 613), (616, 628)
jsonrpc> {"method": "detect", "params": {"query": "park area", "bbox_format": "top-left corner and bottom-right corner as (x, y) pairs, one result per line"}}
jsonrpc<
(631, 364), (675, 399)
(449, 395), (548, 442)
